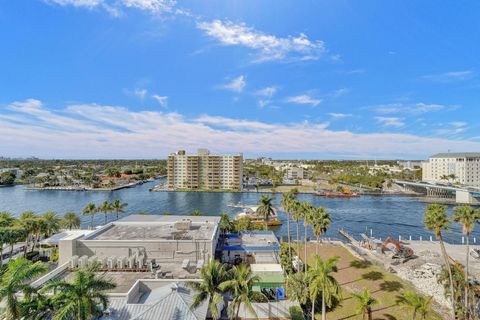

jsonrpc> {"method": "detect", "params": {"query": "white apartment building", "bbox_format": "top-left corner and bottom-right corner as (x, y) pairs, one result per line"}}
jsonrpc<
(422, 152), (480, 187)
(167, 149), (243, 190)
(285, 167), (306, 180)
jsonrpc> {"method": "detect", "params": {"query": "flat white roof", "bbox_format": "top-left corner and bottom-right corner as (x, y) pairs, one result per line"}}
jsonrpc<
(85, 215), (220, 241)
(117, 214), (221, 224)
(250, 264), (283, 272)
(40, 229), (94, 245)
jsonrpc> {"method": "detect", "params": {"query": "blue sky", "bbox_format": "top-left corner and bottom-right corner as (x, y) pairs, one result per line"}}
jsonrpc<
(1, 0), (480, 159)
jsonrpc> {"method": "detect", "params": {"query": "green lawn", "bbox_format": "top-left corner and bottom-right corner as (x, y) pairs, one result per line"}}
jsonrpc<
(298, 243), (446, 320)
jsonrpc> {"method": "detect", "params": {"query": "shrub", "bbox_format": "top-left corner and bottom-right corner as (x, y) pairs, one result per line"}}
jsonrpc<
(280, 243), (294, 274)
(50, 249), (59, 262)
(289, 306), (305, 320)
(26, 251), (39, 261)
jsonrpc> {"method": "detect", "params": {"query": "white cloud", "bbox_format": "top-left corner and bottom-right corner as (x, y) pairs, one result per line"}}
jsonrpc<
(331, 88), (349, 98)
(2, 99), (480, 159)
(47, 0), (103, 7)
(449, 121), (467, 128)
(152, 94), (168, 107)
(45, 0), (175, 14)
(134, 88), (148, 100)
(375, 117), (405, 127)
(122, 0), (175, 12)
(257, 100), (271, 108)
(342, 69), (366, 75)
(222, 76), (246, 93)
(422, 70), (474, 82)
(328, 113), (352, 119)
(435, 128), (467, 135)
(435, 121), (468, 135)
(374, 102), (445, 114)
(286, 95), (322, 107)
(255, 86), (277, 98)
(197, 20), (325, 62)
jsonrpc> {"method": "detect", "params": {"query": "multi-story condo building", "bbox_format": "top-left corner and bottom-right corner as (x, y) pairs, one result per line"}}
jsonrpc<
(422, 152), (480, 187)
(167, 149), (243, 190)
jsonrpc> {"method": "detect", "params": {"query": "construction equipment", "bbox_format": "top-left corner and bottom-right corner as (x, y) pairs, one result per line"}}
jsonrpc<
(381, 236), (414, 261)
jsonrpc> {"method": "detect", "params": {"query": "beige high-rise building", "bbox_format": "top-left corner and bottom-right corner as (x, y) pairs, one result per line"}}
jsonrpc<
(422, 152), (480, 187)
(167, 149), (243, 190)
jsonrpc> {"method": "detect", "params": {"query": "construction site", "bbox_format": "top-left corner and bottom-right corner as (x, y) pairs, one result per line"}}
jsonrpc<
(340, 229), (480, 311)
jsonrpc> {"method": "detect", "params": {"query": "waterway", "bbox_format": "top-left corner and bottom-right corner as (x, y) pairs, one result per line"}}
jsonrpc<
(0, 180), (476, 244)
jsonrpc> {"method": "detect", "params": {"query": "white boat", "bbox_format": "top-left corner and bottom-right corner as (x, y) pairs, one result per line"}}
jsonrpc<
(232, 204), (282, 226)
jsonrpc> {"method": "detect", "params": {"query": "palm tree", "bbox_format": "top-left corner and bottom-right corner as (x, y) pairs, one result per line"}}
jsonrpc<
(453, 205), (480, 314)
(220, 263), (263, 319)
(398, 291), (432, 320)
(19, 211), (36, 255)
(187, 260), (230, 320)
(6, 227), (25, 258)
(0, 227), (26, 266)
(191, 209), (202, 216)
(256, 195), (275, 221)
(351, 288), (378, 320)
(43, 264), (116, 320)
(62, 212), (81, 230)
(219, 213), (233, 235)
(307, 255), (341, 320)
(285, 271), (309, 306)
(423, 203), (455, 316)
(98, 201), (112, 225)
(291, 200), (303, 255)
(0, 211), (15, 227)
(42, 211), (61, 237)
(281, 190), (296, 261)
(449, 174), (457, 184)
(0, 258), (47, 320)
(302, 202), (314, 272)
(18, 290), (54, 320)
(0, 229), (6, 266)
(31, 216), (45, 252)
(82, 203), (97, 230)
(311, 207), (331, 255)
(111, 199), (128, 220)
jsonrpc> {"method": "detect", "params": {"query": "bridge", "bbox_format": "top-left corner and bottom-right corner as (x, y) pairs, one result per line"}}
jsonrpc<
(394, 180), (480, 205)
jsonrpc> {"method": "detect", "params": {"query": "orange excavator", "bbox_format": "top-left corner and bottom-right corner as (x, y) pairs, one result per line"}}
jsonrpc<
(381, 236), (414, 261)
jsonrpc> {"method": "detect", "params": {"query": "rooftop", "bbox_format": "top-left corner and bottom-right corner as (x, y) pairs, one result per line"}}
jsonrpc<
(251, 263), (285, 284)
(223, 231), (280, 251)
(85, 215), (220, 241)
(102, 281), (209, 320)
(40, 229), (94, 245)
(431, 152), (480, 158)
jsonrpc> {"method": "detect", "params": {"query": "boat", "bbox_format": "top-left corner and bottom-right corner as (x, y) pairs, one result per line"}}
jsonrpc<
(317, 186), (359, 198)
(233, 205), (283, 226)
(318, 191), (360, 198)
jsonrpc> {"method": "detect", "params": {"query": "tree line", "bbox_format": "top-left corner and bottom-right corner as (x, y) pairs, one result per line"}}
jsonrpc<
(424, 203), (480, 319)
(0, 259), (116, 320)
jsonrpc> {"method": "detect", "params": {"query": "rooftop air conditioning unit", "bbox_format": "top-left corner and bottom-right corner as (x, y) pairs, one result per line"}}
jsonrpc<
(70, 256), (79, 268)
(107, 257), (117, 269)
(175, 219), (192, 231)
(118, 257), (127, 269)
(137, 254), (145, 267)
(127, 256), (136, 269)
(88, 256), (97, 266)
(99, 257), (107, 268)
(78, 256), (88, 268)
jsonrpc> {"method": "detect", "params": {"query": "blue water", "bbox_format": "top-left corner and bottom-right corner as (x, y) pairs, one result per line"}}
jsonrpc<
(0, 180), (476, 244)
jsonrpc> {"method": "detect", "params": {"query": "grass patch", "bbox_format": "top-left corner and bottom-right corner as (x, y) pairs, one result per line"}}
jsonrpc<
(298, 243), (444, 320)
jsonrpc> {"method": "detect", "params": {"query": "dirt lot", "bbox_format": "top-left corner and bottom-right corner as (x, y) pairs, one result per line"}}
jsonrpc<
(297, 242), (446, 320)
